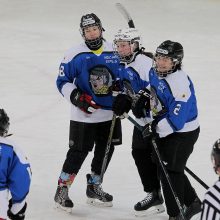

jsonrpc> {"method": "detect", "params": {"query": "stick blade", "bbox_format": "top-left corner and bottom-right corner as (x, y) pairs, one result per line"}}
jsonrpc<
(115, 3), (135, 28)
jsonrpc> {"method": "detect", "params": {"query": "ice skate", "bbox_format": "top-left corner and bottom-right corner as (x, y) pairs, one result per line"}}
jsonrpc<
(184, 197), (202, 220)
(86, 173), (113, 207)
(168, 198), (201, 220)
(54, 185), (74, 212)
(134, 189), (165, 217)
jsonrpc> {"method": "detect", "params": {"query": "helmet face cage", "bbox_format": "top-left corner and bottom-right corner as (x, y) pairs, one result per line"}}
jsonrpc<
(113, 28), (142, 63)
(80, 13), (104, 50)
(0, 109), (10, 136)
(211, 139), (220, 174)
(153, 40), (184, 77)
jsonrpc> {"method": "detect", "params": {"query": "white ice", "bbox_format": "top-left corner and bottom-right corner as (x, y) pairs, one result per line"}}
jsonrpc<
(1, 0), (220, 219)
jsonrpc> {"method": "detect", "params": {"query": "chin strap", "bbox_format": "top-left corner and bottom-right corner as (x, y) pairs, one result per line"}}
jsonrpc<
(85, 37), (103, 50)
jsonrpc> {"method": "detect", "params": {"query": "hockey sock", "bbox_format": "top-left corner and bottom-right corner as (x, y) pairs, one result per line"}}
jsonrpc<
(58, 171), (76, 187)
(88, 173), (101, 185)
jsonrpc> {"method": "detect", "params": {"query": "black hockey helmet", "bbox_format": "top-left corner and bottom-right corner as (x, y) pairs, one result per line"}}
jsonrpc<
(0, 109), (10, 136)
(80, 13), (105, 50)
(154, 40), (184, 76)
(211, 139), (220, 174)
(80, 13), (105, 31)
(156, 40), (184, 63)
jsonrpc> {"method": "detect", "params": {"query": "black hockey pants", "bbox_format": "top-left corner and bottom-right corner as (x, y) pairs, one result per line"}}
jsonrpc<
(62, 119), (122, 176)
(132, 126), (160, 192)
(156, 127), (200, 217)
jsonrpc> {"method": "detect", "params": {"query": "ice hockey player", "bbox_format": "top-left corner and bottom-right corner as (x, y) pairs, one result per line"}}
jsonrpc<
(54, 13), (122, 211)
(112, 28), (165, 217)
(131, 40), (202, 220)
(200, 139), (220, 219)
(0, 109), (31, 220)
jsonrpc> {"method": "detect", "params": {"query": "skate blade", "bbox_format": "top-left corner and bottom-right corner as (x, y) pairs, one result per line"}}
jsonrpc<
(54, 202), (73, 213)
(86, 198), (113, 207)
(134, 204), (165, 217)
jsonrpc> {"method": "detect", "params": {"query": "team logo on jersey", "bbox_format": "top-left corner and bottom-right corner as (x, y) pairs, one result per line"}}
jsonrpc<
(158, 81), (166, 93)
(89, 65), (113, 96)
(104, 55), (118, 64)
(127, 70), (134, 80)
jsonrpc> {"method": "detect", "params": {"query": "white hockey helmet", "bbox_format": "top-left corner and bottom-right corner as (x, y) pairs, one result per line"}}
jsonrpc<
(113, 28), (142, 63)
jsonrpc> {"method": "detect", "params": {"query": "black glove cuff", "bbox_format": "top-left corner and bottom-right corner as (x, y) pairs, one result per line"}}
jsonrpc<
(112, 94), (132, 116)
(70, 88), (81, 105)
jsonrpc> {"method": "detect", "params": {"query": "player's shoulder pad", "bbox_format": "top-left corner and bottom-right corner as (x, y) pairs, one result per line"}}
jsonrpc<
(136, 53), (153, 65)
(0, 137), (30, 165)
(0, 136), (13, 148)
(165, 70), (191, 102)
(142, 51), (154, 59)
(103, 41), (114, 52)
(61, 43), (91, 64)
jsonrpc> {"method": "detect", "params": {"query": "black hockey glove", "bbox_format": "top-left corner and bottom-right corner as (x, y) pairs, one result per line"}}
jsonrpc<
(132, 88), (151, 118)
(142, 120), (158, 139)
(70, 88), (100, 114)
(112, 94), (132, 116)
(7, 199), (27, 220)
(111, 78), (123, 97)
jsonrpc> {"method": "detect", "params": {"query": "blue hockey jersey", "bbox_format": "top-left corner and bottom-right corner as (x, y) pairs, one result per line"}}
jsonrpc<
(117, 54), (152, 94)
(149, 68), (199, 137)
(56, 41), (121, 123)
(0, 137), (31, 219)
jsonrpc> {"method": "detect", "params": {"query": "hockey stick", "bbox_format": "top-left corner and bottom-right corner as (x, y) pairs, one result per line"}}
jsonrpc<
(115, 3), (135, 28)
(151, 138), (186, 220)
(100, 113), (117, 183)
(124, 113), (144, 131)
(184, 166), (209, 190)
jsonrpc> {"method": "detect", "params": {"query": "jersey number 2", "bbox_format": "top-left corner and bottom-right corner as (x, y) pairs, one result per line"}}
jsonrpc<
(174, 104), (181, 115)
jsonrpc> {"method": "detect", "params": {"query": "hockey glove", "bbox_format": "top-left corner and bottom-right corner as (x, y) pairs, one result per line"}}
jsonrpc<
(70, 89), (100, 114)
(112, 94), (132, 116)
(7, 199), (27, 220)
(132, 88), (151, 118)
(142, 120), (158, 139)
(111, 78), (123, 97)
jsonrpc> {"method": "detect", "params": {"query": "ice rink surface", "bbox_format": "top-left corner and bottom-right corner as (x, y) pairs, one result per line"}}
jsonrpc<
(1, 0), (220, 219)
